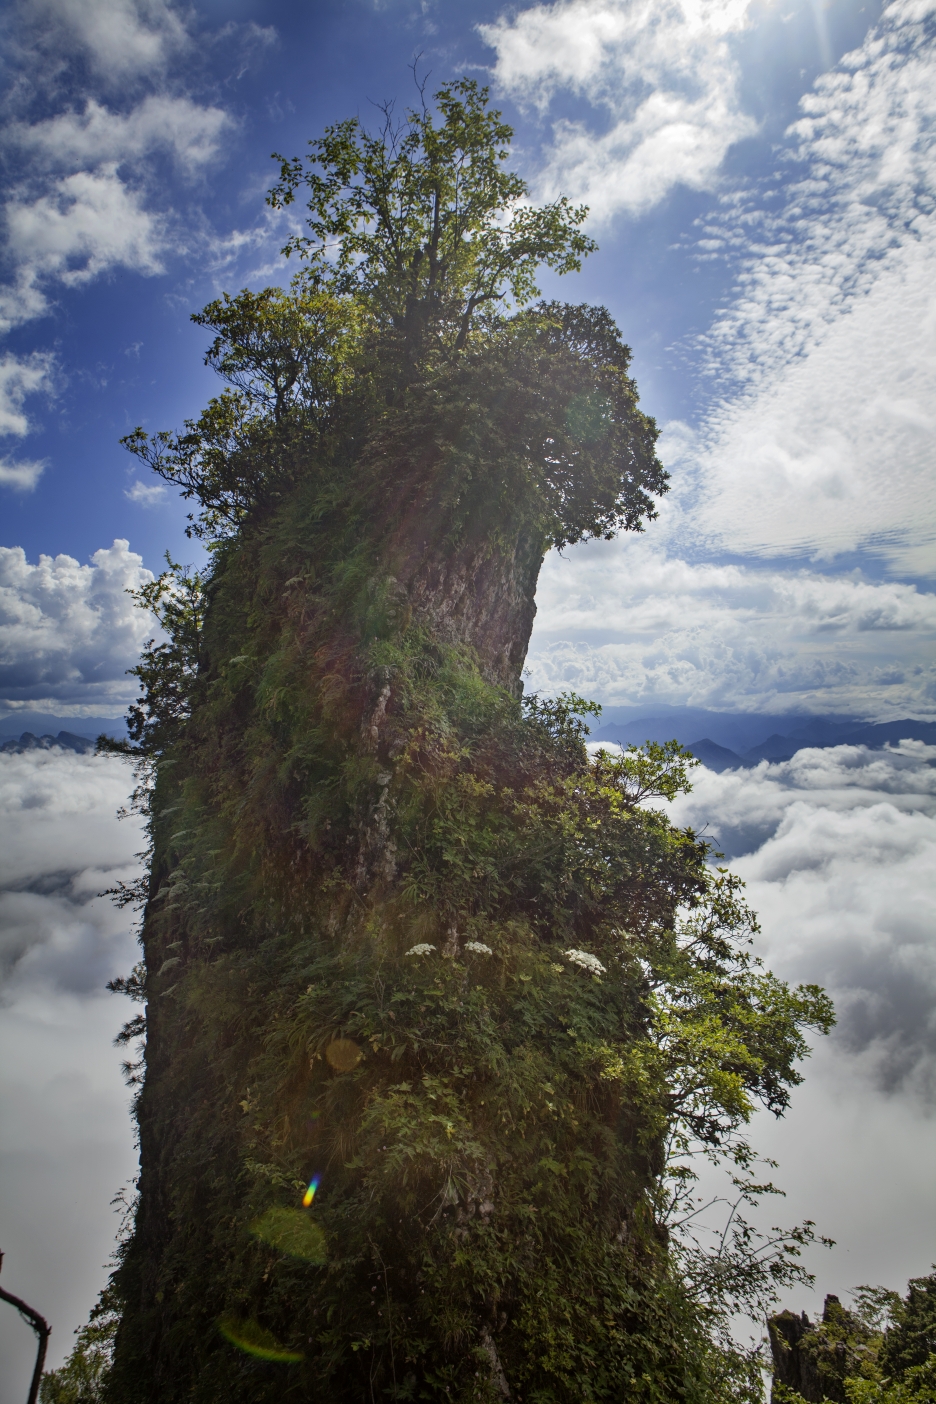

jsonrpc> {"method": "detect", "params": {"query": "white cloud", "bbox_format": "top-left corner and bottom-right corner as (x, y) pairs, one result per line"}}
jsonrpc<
(0, 747), (141, 1389)
(0, 351), (54, 437)
(125, 478), (166, 505)
(2, 743), (934, 1387)
(0, 749), (144, 992)
(748, 1050), (936, 1318)
(25, 0), (190, 79)
(0, 270), (49, 335)
(9, 95), (233, 175)
(480, 0), (758, 219)
(666, 741), (936, 1096)
(623, 742), (936, 1314)
(5, 166), (166, 288)
(690, 0), (936, 569)
(526, 528), (936, 715)
(0, 7), (236, 334)
(0, 992), (140, 1392)
(485, 0), (936, 569)
(519, 0), (936, 719)
(0, 539), (155, 710)
(0, 457), (46, 491)
(0, 352), (53, 491)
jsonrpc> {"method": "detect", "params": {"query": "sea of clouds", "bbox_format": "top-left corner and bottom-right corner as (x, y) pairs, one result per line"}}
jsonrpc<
(666, 741), (936, 1099)
(0, 749), (143, 1403)
(603, 738), (936, 1313)
(2, 737), (936, 1398)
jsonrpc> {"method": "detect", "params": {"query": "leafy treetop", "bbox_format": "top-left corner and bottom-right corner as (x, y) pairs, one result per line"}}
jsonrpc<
(268, 77), (596, 359)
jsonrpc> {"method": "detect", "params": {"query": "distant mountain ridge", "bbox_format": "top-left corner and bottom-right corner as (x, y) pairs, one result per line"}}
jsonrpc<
(589, 710), (936, 771)
(0, 730), (97, 755)
(5, 710), (931, 768)
(0, 712), (127, 741)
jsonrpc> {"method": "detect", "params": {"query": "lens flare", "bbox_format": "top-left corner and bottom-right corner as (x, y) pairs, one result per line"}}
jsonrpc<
(218, 1315), (303, 1363)
(325, 1037), (362, 1072)
(250, 1206), (326, 1263)
(302, 1175), (319, 1208)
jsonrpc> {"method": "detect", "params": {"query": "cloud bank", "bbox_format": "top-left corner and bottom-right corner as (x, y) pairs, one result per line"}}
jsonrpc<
(480, 0), (758, 220)
(0, 748), (144, 997)
(527, 530), (936, 715)
(0, 746), (142, 1399)
(2, 739), (935, 1390)
(0, 539), (154, 712)
(666, 741), (936, 1099)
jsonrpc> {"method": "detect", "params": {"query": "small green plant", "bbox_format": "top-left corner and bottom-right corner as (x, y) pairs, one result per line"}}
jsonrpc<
(40, 1289), (118, 1403)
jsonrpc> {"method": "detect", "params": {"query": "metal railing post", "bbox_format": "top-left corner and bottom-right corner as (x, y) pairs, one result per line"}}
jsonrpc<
(0, 1251), (51, 1404)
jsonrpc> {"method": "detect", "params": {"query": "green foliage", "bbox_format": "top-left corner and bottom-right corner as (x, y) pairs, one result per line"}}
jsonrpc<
(269, 77), (594, 360)
(40, 1288), (119, 1403)
(194, 286), (371, 424)
(125, 84), (651, 548)
(472, 300), (667, 546)
(121, 392), (305, 542)
(96, 70), (836, 1404)
(100, 555), (209, 757)
(121, 286), (374, 540)
(250, 1207), (327, 1263)
(851, 1287), (904, 1337)
(124, 296), (666, 550)
(845, 1359), (936, 1404)
(879, 1268), (936, 1380)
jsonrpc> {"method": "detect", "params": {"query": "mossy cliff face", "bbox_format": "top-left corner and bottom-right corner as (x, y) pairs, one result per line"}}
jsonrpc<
(769, 1296), (878, 1403)
(60, 78), (839, 1404)
(97, 296), (835, 1401)
(105, 333), (709, 1401)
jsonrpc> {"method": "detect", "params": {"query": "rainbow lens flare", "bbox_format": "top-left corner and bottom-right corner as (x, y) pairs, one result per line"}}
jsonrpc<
(302, 1175), (320, 1208)
(218, 1315), (303, 1363)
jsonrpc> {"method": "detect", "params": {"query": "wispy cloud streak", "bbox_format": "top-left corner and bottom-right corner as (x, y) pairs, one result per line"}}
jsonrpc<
(690, 0), (936, 567)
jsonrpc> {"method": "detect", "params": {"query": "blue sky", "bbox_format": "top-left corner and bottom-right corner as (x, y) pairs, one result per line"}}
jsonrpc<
(1, 0), (934, 721)
(2, 4), (936, 1393)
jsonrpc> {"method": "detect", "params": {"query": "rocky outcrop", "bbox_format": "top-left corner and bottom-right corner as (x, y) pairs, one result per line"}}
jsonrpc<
(769, 1295), (876, 1402)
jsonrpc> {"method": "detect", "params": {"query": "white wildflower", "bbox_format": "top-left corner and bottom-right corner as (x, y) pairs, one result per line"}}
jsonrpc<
(404, 943), (436, 957)
(564, 949), (606, 977)
(464, 942), (493, 956)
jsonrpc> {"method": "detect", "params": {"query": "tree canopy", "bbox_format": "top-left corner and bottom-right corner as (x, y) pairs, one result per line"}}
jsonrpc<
(124, 82), (663, 552)
(268, 77), (595, 359)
